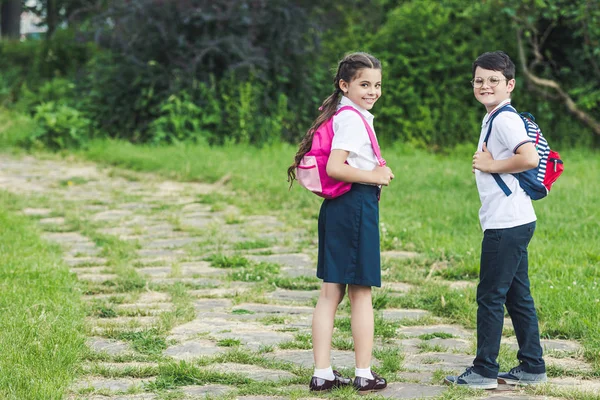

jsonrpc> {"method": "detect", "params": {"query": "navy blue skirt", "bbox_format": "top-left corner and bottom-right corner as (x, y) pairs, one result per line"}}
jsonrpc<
(317, 184), (381, 287)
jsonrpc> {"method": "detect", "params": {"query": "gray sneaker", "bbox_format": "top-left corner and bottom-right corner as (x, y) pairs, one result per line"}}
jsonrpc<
(497, 365), (547, 385)
(445, 367), (498, 390)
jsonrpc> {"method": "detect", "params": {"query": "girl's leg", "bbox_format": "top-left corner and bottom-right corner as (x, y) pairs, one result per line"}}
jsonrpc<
(348, 284), (374, 369)
(312, 282), (346, 369)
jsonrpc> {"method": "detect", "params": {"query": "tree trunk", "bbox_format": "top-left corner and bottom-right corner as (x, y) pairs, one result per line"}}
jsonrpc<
(47, 0), (58, 37)
(1, 0), (22, 39)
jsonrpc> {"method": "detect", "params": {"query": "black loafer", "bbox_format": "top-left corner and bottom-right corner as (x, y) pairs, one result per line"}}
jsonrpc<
(353, 371), (387, 392)
(309, 370), (352, 392)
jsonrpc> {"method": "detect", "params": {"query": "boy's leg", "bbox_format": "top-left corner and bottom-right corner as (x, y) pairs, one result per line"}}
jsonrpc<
(312, 282), (346, 368)
(474, 224), (533, 378)
(348, 284), (374, 369)
(505, 222), (545, 373)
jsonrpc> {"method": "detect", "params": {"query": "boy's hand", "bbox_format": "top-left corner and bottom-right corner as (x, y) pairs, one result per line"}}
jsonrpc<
(372, 166), (394, 186)
(472, 142), (495, 173)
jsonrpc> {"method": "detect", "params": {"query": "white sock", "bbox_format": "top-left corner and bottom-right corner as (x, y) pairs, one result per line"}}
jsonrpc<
(313, 366), (335, 380)
(355, 367), (374, 380)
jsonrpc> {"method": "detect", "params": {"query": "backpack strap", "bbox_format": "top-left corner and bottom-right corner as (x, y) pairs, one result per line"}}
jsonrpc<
(482, 104), (517, 197)
(335, 106), (386, 166)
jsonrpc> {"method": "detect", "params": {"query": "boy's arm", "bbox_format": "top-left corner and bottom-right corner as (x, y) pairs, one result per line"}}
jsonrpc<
(473, 142), (539, 174)
(327, 150), (394, 185)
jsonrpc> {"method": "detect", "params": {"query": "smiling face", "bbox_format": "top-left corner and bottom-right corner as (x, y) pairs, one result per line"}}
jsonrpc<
(473, 66), (515, 113)
(339, 68), (382, 110)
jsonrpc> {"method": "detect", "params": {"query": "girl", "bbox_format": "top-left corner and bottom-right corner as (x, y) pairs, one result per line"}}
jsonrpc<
(287, 52), (394, 392)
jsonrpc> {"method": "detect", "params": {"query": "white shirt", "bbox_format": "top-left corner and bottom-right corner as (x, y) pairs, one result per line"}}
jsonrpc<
(331, 96), (379, 171)
(475, 99), (537, 231)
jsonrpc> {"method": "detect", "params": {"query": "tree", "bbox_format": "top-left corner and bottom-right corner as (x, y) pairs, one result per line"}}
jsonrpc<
(501, 0), (600, 136)
(1, 0), (22, 39)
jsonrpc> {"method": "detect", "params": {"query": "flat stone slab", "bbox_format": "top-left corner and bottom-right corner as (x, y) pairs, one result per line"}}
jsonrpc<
(213, 330), (295, 351)
(270, 349), (379, 368)
(137, 267), (172, 278)
(97, 227), (135, 237)
(21, 207), (52, 216)
(180, 261), (228, 277)
(395, 338), (422, 354)
(479, 395), (554, 400)
(164, 340), (224, 360)
(70, 395), (156, 400)
(503, 338), (581, 353)
(404, 353), (473, 372)
(236, 397), (287, 400)
(398, 325), (473, 339)
(138, 291), (170, 303)
(189, 283), (252, 297)
(83, 362), (159, 372)
(136, 248), (186, 258)
(42, 231), (91, 244)
(72, 378), (149, 392)
(92, 209), (133, 221)
(64, 256), (108, 267)
(87, 337), (132, 355)
(77, 273), (119, 283)
(195, 298), (233, 312)
(267, 289), (320, 303)
(39, 217), (66, 225)
(382, 309), (430, 321)
(280, 266), (316, 278)
(232, 303), (313, 315)
(426, 338), (471, 352)
(379, 383), (446, 398)
(397, 371), (435, 384)
(180, 384), (233, 397)
(244, 215), (285, 229)
(208, 363), (295, 382)
(381, 282), (414, 293)
(549, 377), (600, 393)
(545, 356), (595, 372)
(246, 253), (313, 268)
(89, 316), (158, 328)
(144, 237), (202, 249)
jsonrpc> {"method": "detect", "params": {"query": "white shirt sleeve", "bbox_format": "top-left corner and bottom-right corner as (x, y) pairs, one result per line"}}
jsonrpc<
(494, 113), (533, 153)
(331, 110), (370, 155)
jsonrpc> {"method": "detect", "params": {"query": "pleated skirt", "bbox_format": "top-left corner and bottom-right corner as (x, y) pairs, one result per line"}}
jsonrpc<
(317, 184), (381, 287)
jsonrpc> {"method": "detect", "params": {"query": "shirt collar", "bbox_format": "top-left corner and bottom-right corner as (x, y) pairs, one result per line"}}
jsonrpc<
(339, 95), (374, 121)
(484, 99), (512, 125)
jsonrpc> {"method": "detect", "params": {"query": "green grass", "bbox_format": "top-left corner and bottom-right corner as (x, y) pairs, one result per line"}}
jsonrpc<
(74, 139), (600, 368)
(0, 191), (86, 399)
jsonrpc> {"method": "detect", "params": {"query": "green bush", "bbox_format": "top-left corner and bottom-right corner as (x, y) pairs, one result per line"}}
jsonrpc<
(31, 102), (92, 149)
(0, 30), (94, 106)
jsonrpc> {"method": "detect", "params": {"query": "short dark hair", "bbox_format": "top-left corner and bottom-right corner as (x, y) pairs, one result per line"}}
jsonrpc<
(472, 51), (515, 80)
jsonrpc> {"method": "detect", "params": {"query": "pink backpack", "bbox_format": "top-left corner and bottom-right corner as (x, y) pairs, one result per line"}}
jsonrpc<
(296, 106), (386, 199)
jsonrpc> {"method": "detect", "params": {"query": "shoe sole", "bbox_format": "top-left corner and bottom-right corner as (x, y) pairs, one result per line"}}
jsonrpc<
(497, 378), (547, 386)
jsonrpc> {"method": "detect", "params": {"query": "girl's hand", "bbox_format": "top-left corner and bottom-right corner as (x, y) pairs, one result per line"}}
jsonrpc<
(372, 166), (394, 186)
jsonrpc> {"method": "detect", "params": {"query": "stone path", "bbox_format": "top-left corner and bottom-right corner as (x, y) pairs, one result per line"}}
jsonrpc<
(0, 154), (598, 400)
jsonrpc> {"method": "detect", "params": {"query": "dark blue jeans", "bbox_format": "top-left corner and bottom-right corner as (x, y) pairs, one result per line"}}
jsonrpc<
(473, 221), (546, 378)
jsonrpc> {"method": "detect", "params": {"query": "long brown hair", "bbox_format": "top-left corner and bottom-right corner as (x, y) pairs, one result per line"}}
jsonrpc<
(287, 52), (382, 186)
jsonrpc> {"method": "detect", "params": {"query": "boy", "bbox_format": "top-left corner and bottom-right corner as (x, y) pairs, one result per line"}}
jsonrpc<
(445, 51), (547, 389)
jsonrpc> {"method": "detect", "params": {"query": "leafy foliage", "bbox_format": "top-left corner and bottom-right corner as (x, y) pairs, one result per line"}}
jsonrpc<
(78, 0), (321, 143)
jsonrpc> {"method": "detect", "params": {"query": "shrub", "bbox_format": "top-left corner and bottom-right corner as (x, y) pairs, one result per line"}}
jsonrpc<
(31, 102), (92, 149)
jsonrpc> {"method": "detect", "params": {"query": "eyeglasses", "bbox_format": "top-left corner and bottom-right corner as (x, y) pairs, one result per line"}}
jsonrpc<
(470, 76), (508, 88)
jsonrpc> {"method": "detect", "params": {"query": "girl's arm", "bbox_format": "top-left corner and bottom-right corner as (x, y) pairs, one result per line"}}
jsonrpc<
(327, 150), (394, 185)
